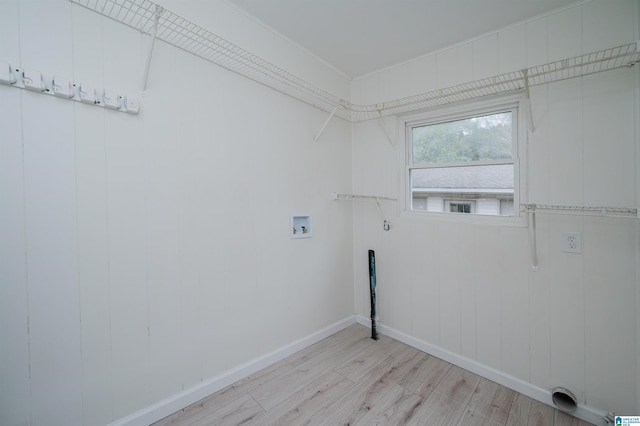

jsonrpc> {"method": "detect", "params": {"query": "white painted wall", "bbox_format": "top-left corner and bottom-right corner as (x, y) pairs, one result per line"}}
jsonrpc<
(352, 0), (639, 416)
(2, 0), (639, 424)
(0, 1), (352, 425)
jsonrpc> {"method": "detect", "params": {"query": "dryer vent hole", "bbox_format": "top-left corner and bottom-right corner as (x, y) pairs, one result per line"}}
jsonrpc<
(552, 387), (577, 413)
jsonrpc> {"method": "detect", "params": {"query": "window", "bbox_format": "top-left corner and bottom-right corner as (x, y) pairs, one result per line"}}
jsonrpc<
(406, 100), (520, 218)
(449, 201), (473, 213)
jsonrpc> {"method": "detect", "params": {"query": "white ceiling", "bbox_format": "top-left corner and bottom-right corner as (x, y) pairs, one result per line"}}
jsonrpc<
(225, 0), (579, 78)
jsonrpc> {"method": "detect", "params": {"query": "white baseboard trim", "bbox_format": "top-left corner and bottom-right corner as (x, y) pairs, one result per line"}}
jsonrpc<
(355, 315), (608, 426)
(109, 315), (357, 426)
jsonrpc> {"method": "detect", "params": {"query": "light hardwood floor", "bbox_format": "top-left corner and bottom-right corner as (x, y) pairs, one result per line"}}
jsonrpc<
(153, 324), (594, 426)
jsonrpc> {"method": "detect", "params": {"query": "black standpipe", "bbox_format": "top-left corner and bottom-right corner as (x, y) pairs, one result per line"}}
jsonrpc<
(368, 249), (379, 340)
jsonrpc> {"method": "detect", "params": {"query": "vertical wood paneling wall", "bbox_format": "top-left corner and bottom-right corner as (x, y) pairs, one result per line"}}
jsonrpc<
(351, 0), (639, 416)
(0, 1), (353, 425)
(2, 0), (639, 424)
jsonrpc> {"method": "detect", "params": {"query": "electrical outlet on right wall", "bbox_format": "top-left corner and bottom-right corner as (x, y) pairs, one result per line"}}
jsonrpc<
(563, 232), (582, 254)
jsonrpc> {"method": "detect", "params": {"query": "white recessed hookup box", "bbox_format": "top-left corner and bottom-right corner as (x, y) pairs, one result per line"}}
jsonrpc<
(291, 214), (312, 239)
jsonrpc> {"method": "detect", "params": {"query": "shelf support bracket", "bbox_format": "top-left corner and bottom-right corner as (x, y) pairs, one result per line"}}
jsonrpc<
(333, 192), (395, 231)
(142, 5), (163, 91)
(522, 69), (535, 134)
(526, 203), (539, 271)
(377, 112), (395, 147)
(375, 197), (391, 231)
(313, 105), (339, 143)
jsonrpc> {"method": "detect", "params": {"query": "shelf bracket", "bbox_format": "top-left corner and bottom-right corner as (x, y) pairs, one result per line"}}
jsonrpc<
(142, 4), (163, 91)
(526, 203), (539, 271)
(313, 105), (339, 143)
(376, 112), (395, 147)
(522, 69), (535, 134)
(374, 197), (391, 231)
(333, 193), (395, 231)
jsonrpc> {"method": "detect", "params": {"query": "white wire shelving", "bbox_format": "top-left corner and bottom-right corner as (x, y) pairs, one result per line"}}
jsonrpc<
(333, 193), (397, 231)
(69, 0), (347, 116)
(521, 203), (638, 271)
(70, 0), (640, 123)
(333, 193), (398, 202)
(521, 203), (638, 218)
(368, 43), (640, 122)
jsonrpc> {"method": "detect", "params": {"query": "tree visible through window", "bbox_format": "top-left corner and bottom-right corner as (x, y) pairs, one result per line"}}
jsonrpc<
(412, 112), (512, 164)
(408, 106), (517, 216)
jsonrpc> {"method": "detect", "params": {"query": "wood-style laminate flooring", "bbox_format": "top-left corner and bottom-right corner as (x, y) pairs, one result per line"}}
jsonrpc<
(153, 324), (593, 426)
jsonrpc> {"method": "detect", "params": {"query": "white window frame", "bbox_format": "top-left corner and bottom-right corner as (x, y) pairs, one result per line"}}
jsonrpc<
(400, 95), (526, 226)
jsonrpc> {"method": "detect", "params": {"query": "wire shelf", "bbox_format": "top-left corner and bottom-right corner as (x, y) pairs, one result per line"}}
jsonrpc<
(521, 203), (638, 218)
(333, 192), (398, 202)
(353, 43), (640, 122)
(70, 0), (348, 117)
(70, 0), (640, 123)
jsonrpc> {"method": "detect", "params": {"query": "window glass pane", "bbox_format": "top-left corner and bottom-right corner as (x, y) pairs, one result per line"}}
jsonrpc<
(412, 112), (512, 164)
(450, 203), (471, 213)
(411, 164), (513, 192)
(410, 164), (514, 216)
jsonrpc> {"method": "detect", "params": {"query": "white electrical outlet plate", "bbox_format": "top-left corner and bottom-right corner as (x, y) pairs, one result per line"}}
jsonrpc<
(563, 232), (582, 254)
